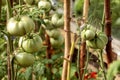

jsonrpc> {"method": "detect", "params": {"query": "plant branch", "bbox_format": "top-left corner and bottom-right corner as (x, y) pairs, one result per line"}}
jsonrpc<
(99, 50), (107, 80)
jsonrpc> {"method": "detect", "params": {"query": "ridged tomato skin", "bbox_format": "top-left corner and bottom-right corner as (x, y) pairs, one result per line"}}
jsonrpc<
(15, 52), (35, 67)
(7, 16), (35, 36)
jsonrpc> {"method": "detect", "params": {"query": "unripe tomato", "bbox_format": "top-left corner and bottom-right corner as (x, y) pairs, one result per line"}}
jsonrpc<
(86, 31), (108, 49)
(19, 33), (43, 53)
(38, 0), (51, 12)
(97, 31), (108, 44)
(50, 35), (64, 48)
(7, 16), (35, 36)
(86, 39), (97, 49)
(81, 29), (95, 40)
(43, 19), (54, 30)
(56, 16), (64, 27)
(96, 38), (105, 49)
(51, 13), (64, 28)
(46, 29), (60, 39)
(14, 52), (35, 67)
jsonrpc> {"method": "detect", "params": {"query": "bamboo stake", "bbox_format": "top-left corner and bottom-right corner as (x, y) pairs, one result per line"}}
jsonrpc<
(67, 34), (77, 80)
(80, 0), (89, 79)
(104, 0), (113, 67)
(62, 0), (71, 80)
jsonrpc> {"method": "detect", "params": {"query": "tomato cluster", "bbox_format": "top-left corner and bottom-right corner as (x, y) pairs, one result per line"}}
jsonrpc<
(5, 0), (64, 68)
(81, 24), (108, 49)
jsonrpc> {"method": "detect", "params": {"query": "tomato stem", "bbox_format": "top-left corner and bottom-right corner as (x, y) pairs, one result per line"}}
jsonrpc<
(99, 50), (107, 80)
(6, 0), (12, 19)
(82, 46), (90, 80)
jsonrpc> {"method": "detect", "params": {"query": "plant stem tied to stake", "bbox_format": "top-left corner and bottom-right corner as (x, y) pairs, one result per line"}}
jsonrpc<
(104, 0), (113, 67)
(62, 0), (71, 80)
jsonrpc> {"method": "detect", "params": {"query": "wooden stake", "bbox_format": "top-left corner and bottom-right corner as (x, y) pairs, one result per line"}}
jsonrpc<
(104, 0), (113, 67)
(80, 0), (90, 79)
(62, 0), (71, 80)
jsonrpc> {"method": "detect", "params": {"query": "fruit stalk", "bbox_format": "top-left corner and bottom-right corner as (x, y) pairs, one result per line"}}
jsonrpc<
(104, 0), (113, 67)
(99, 50), (107, 80)
(62, 0), (71, 80)
(82, 47), (90, 80)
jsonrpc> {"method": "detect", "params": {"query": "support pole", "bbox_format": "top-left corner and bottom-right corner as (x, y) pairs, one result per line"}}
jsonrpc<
(104, 0), (113, 67)
(62, 0), (71, 80)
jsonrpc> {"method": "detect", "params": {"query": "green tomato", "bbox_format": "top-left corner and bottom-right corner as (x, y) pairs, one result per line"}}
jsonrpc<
(81, 29), (95, 40)
(51, 13), (64, 28)
(19, 33), (43, 53)
(96, 37), (105, 49)
(43, 19), (54, 30)
(46, 29), (61, 39)
(86, 39), (97, 49)
(7, 16), (35, 36)
(50, 35), (64, 48)
(86, 32), (107, 49)
(14, 52), (35, 67)
(38, 0), (51, 12)
(51, 13), (59, 25)
(85, 30), (95, 40)
(57, 16), (64, 27)
(97, 31), (108, 44)
(24, 0), (33, 5)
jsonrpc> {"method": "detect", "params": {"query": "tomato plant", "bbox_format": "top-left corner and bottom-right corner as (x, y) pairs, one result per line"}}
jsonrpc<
(0, 0), (120, 80)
